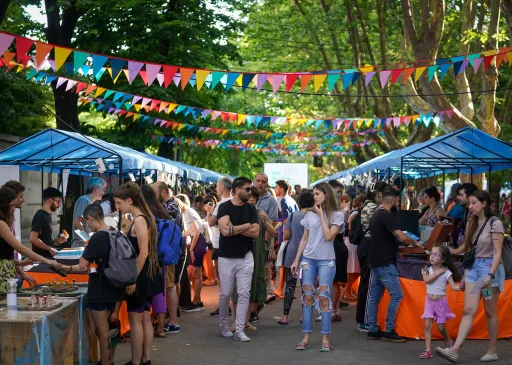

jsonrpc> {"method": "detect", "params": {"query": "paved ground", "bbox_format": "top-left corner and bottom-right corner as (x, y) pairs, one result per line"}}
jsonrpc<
(114, 285), (512, 365)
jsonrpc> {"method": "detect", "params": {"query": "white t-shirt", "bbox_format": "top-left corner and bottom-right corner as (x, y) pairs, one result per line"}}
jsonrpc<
(426, 267), (453, 295)
(184, 208), (204, 236)
(301, 211), (344, 260)
(212, 197), (231, 249)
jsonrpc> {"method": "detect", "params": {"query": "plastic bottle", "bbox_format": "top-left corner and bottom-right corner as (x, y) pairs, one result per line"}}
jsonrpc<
(482, 287), (492, 300)
(6, 278), (18, 311)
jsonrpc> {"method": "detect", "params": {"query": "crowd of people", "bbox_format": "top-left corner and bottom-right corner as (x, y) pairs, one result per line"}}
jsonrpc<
(0, 173), (508, 364)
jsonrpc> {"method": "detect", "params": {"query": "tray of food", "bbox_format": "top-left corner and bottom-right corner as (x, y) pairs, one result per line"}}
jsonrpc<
(17, 296), (63, 311)
(21, 280), (86, 297)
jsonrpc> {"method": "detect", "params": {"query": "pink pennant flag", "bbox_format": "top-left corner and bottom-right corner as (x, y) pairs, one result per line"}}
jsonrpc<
(472, 57), (484, 73)
(0, 34), (14, 56)
(202, 110), (212, 118)
(48, 60), (56, 71)
(141, 97), (151, 108)
(446, 110), (453, 119)
(128, 61), (144, 84)
(65, 80), (77, 91)
(132, 96), (142, 104)
(379, 71), (392, 89)
(56, 77), (67, 89)
(156, 73), (164, 86)
(211, 111), (221, 120)
(269, 74), (285, 93)
(393, 117), (400, 127)
(257, 74), (269, 91)
(146, 64), (161, 86)
(365, 71), (376, 86)
(404, 116), (412, 126)
(173, 75), (180, 88)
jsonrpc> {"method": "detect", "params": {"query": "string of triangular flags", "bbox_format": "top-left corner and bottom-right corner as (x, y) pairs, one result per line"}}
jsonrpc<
(1, 31), (510, 94)
(17, 65), (453, 131)
(150, 135), (376, 151)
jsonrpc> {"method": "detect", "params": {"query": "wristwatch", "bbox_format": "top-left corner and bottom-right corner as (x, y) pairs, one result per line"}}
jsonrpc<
(488, 272), (495, 279)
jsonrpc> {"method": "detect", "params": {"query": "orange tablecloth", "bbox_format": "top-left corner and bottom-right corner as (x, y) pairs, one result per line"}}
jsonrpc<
(355, 277), (512, 340)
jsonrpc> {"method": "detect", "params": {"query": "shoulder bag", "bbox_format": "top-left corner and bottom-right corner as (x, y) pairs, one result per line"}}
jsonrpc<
(462, 217), (490, 269)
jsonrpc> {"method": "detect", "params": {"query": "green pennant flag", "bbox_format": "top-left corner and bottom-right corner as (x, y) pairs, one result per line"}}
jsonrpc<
(73, 51), (90, 74)
(427, 65), (440, 81)
(327, 74), (340, 92)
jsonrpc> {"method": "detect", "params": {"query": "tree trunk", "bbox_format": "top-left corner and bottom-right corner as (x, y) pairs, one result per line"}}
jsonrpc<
(0, 0), (10, 26)
(502, 0), (512, 35)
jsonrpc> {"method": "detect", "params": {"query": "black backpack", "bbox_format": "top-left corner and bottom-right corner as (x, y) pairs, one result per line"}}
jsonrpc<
(348, 203), (370, 245)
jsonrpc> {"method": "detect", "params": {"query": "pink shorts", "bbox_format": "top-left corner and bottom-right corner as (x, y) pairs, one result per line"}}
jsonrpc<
(421, 296), (455, 324)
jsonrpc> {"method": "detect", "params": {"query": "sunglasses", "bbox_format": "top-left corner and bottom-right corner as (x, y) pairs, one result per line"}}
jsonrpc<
(241, 187), (252, 192)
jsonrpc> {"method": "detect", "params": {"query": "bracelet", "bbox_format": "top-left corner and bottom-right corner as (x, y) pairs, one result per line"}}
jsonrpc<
(488, 272), (495, 279)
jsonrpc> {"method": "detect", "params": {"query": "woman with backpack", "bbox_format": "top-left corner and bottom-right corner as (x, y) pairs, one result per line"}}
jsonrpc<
(176, 193), (208, 310)
(63, 204), (125, 365)
(114, 182), (163, 365)
(141, 185), (172, 338)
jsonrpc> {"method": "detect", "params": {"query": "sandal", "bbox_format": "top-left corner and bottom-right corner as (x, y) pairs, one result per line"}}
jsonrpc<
(278, 320), (289, 325)
(296, 342), (308, 351)
(245, 323), (257, 331)
(420, 350), (433, 359)
(320, 343), (333, 352)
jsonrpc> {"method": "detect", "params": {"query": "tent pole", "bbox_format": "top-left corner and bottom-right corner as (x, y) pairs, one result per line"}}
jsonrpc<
(442, 171), (445, 209)
(41, 168), (44, 205)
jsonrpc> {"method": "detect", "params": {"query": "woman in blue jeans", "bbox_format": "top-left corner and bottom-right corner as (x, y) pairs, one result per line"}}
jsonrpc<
(291, 182), (345, 352)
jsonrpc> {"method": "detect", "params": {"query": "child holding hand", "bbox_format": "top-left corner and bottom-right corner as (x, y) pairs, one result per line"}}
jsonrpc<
(420, 243), (461, 359)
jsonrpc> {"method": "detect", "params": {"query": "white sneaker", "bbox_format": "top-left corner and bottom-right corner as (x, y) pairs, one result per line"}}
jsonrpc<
(221, 326), (234, 337)
(233, 332), (251, 342)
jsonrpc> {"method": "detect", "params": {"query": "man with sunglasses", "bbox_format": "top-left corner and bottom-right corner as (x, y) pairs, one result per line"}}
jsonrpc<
(217, 177), (260, 342)
(30, 187), (67, 258)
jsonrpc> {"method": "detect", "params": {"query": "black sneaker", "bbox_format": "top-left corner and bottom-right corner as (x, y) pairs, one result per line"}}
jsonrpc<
(367, 329), (385, 340)
(249, 312), (259, 323)
(196, 302), (205, 311)
(339, 301), (350, 309)
(210, 307), (232, 316)
(383, 331), (406, 343)
(181, 304), (201, 312)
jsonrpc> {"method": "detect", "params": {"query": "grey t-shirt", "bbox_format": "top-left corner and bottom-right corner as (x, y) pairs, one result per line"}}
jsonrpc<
(301, 211), (344, 260)
(283, 211), (305, 268)
(72, 195), (93, 243)
(256, 192), (278, 222)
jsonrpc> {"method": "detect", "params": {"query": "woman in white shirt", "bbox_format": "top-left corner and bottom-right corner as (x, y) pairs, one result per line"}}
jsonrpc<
(291, 182), (344, 352)
(176, 194), (207, 309)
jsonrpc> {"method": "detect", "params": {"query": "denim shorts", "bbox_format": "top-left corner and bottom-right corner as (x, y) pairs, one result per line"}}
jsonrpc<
(465, 258), (505, 292)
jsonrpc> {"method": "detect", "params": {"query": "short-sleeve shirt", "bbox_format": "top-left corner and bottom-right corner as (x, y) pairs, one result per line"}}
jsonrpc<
(82, 229), (126, 304)
(256, 192), (278, 222)
(301, 211), (344, 260)
(361, 201), (378, 238)
(31, 209), (53, 258)
(212, 197), (231, 249)
(426, 267), (453, 295)
(283, 211), (305, 268)
(368, 207), (401, 268)
(184, 208), (204, 236)
(280, 196), (299, 220)
(72, 195), (93, 241)
(472, 217), (505, 258)
(217, 201), (259, 258)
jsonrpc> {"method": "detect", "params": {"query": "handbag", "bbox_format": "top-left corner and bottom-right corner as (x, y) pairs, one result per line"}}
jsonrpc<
(463, 217), (490, 269)
(276, 212), (295, 268)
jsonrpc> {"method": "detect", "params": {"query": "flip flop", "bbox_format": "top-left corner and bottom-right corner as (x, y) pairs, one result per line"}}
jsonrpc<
(278, 320), (289, 325)
(296, 342), (308, 351)
(320, 343), (333, 352)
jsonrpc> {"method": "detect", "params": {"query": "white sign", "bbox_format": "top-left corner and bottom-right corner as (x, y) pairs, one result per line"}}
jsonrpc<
(264, 163), (308, 189)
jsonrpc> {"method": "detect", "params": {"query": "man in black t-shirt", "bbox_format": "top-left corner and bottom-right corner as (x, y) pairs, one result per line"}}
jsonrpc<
(217, 177), (260, 342)
(366, 188), (421, 343)
(30, 188), (67, 259)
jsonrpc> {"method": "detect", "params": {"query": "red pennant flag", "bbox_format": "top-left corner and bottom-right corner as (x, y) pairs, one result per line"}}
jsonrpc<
(402, 68), (415, 84)
(391, 69), (403, 85)
(165, 122), (172, 128)
(484, 55), (495, 70)
(221, 113), (229, 123)
(285, 74), (300, 93)
(150, 99), (159, 111)
(163, 66), (178, 88)
(139, 70), (148, 85)
(75, 82), (87, 94)
(180, 68), (195, 90)
(300, 74), (313, 92)
(16, 36), (34, 66)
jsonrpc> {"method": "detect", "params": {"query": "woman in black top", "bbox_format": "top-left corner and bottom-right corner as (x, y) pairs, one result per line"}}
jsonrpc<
(0, 187), (60, 298)
(63, 204), (124, 365)
(114, 182), (162, 365)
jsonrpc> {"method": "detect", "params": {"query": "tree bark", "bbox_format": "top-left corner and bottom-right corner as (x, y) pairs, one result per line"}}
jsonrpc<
(0, 0), (10, 26)
(502, 0), (512, 35)
(477, 0), (501, 137)
(44, 0), (85, 132)
(401, 0), (477, 132)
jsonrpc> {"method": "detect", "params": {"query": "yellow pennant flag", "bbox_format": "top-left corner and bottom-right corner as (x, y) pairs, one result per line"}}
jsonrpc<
(222, 130), (229, 136)
(167, 103), (178, 113)
(359, 66), (374, 74)
(266, 132), (272, 139)
(134, 104), (142, 112)
(482, 50), (497, 57)
(507, 51), (512, 66)
(16, 64), (24, 73)
(178, 124), (186, 131)
(357, 119), (364, 128)
(237, 114), (246, 125)
(415, 67), (427, 81)
(290, 118), (298, 126)
(313, 74), (327, 92)
(94, 87), (106, 97)
(236, 74), (243, 87)
(411, 115), (419, 124)
(298, 118), (307, 125)
(365, 119), (372, 127)
(133, 113), (140, 121)
(54, 47), (73, 71)
(196, 70), (210, 90)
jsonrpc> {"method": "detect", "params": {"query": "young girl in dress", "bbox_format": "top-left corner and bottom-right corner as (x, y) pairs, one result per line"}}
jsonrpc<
(420, 243), (461, 359)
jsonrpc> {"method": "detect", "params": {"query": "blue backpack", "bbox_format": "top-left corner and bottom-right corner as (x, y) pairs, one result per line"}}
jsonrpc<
(155, 218), (183, 265)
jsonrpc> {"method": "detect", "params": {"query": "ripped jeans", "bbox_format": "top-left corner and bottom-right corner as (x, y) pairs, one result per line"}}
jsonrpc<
(300, 257), (336, 335)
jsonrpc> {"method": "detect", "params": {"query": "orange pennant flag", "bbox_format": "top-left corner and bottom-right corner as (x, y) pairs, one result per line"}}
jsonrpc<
(180, 68), (195, 90)
(85, 84), (96, 95)
(402, 68), (415, 84)
(54, 47), (73, 71)
(35, 42), (53, 69)
(1, 52), (15, 66)
(300, 75), (313, 92)
(313, 74), (327, 92)
(414, 67), (427, 81)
